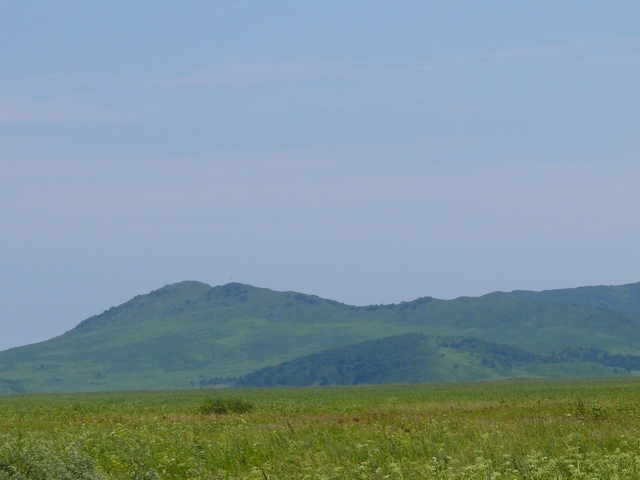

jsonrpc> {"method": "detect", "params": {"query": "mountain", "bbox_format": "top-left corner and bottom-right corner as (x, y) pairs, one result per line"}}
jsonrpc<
(1, 280), (640, 393)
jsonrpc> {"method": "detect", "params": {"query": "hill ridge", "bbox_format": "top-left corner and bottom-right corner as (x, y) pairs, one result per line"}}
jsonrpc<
(3, 279), (640, 393)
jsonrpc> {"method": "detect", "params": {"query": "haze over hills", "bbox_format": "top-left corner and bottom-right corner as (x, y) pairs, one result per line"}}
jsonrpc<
(2, 280), (640, 393)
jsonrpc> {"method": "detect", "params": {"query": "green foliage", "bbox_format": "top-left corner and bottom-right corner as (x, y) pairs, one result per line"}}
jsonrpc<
(0, 439), (104, 479)
(199, 397), (253, 415)
(238, 333), (434, 387)
(553, 346), (640, 371)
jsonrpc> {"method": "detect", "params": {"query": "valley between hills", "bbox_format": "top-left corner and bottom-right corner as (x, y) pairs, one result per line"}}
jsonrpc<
(2, 280), (640, 393)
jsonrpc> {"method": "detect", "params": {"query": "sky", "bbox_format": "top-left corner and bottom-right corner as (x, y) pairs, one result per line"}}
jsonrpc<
(1, 1), (640, 351)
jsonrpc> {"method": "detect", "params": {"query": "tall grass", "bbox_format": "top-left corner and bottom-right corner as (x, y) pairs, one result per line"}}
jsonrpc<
(2, 378), (640, 478)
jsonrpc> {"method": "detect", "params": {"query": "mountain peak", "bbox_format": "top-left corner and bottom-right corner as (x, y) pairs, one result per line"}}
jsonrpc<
(147, 281), (213, 296)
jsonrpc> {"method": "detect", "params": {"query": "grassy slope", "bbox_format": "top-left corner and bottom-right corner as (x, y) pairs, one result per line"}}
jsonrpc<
(395, 293), (640, 352)
(2, 280), (640, 392)
(237, 334), (630, 387)
(510, 281), (640, 316)
(0, 282), (412, 392)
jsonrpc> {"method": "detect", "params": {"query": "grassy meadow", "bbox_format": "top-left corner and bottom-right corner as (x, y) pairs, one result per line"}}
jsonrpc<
(3, 379), (640, 478)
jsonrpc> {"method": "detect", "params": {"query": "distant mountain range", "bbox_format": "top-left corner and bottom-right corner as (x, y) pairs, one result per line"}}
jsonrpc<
(2, 280), (640, 393)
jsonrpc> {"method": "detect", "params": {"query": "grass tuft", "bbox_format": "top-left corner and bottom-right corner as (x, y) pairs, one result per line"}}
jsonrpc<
(199, 397), (253, 415)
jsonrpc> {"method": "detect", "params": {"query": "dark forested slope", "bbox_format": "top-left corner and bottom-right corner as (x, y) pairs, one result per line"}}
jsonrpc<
(237, 334), (635, 387)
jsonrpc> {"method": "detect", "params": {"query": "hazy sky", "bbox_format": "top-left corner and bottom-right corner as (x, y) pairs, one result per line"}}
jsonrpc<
(1, 2), (640, 351)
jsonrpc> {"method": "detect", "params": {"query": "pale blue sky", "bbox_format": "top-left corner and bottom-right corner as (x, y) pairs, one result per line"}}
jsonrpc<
(1, 2), (639, 350)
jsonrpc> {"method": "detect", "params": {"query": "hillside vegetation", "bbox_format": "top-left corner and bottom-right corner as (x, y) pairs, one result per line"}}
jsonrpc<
(1, 280), (640, 392)
(237, 334), (636, 387)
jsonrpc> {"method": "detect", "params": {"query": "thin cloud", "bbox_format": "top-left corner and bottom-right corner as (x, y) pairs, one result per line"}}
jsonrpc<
(583, 51), (640, 66)
(148, 39), (606, 91)
(150, 61), (367, 88)
(5, 36), (636, 96)
(0, 96), (163, 125)
(399, 42), (578, 74)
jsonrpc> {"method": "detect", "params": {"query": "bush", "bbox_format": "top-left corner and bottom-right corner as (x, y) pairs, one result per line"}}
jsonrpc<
(199, 397), (253, 415)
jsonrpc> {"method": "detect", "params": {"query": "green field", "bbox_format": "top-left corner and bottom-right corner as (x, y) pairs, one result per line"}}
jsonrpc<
(3, 379), (640, 478)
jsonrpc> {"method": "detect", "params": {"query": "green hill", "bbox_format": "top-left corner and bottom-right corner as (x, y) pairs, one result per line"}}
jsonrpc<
(237, 334), (633, 387)
(2, 280), (640, 393)
(509, 281), (640, 316)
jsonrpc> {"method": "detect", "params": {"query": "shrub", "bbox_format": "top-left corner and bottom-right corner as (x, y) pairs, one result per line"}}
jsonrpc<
(199, 397), (253, 415)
